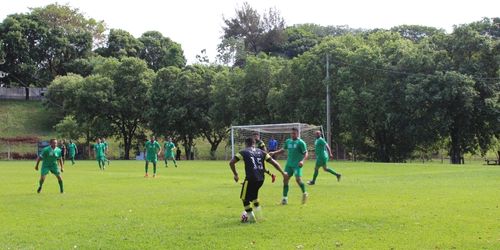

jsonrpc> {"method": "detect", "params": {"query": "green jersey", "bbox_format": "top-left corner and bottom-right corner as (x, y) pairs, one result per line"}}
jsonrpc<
(164, 141), (175, 155)
(39, 146), (62, 168)
(94, 143), (105, 157)
(102, 141), (108, 151)
(145, 140), (161, 157)
(284, 138), (307, 167)
(315, 137), (328, 159)
(68, 143), (77, 156)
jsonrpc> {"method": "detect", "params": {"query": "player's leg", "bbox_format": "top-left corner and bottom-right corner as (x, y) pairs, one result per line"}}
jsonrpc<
(97, 158), (103, 170)
(308, 165), (322, 185)
(164, 155), (168, 167)
(295, 167), (308, 204)
(144, 161), (149, 177)
(171, 156), (178, 167)
(323, 165), (342, 182)
(282, 166), (293, 205)
(70, 155), (75, 165)
(55, 174), (64, 194)
(241, 180), (257, 222)
(37, 170), (48, 193)
(101, 158), (106, 170)
(252, 181), (264, 218)
(152, 160), (157, 177)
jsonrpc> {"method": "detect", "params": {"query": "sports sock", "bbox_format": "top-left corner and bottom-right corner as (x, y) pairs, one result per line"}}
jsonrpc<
(39, 179), (44, 188)
(153, 164), (157, 174)
(312, 168), (319, 182)
(299, 182), (306, 193)
(58, 180), (64, 193)
(326, 168), (338, 176)
(71, 158), (75, 165)
(243, 201), (252, 212)
(145, 163), (148, 173)
(172, 159), (177, 165)
(252, 199), (260, 208)
(283, 184), (289, 197)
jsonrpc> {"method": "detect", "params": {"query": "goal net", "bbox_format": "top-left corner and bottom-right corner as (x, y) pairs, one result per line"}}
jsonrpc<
(230, 123), (323, 159)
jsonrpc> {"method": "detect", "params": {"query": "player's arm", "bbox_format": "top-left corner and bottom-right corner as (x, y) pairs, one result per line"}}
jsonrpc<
(157, 145), (162, 156)
(35, 156), (42, 171)
(269, 148), (284, 156)
(298, 141), (308, 167)
(229, 155), (240, 182)
(266, 156), (288, 180)
(58, 158), (64, 172)
(326, 143), (334, 159)
(75, 145), (79, 155)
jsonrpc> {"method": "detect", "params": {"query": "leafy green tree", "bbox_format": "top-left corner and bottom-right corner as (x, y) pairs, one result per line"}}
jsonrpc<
(54, 115), (83, 140)
(97, 29), (143, 58)
(138, 31), (186, 70)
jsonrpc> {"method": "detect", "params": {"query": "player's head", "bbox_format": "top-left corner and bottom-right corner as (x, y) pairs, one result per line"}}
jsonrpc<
(101, 138), (106, 142)
(168, 137), (172, 142)
(291, 128), (299, 139)
(315, 130), (322, 138)
(252, 132), (260, 140)
(245, 137), (256, 147)
(96, 138), (101, 143)
(49, 138), (57, 148)
(150, 135), (155, 141)
(69, 139), (72, 143)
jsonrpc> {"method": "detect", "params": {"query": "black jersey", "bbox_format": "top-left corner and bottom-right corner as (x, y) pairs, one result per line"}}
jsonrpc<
(234, 147), (271, 181)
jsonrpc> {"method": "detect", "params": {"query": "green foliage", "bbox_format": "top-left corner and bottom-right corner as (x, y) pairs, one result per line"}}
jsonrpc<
(54, 115), (82, 140)
(138, 31), (186, 70)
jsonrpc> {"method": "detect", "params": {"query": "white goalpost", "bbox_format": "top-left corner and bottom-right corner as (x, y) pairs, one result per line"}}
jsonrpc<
(230, 123), (323, 158)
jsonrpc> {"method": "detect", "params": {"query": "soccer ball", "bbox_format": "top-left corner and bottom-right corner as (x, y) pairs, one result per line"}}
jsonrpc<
(241, 211), (248, 223)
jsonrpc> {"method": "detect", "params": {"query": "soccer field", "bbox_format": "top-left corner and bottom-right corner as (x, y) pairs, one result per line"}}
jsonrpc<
(1, 160), (499, 249)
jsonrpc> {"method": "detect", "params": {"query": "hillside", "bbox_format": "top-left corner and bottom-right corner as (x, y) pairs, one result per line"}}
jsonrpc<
(0, 100), (57, 138)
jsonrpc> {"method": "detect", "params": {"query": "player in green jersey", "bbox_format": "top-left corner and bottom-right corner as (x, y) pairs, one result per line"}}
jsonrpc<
(270, 128), (309, 205)
(163, 137), (178, 168)
(308, 131), (341, 185)
(101, 138), (110, 166)
(93, 138), (106, 170)
(67, 139), (78, 165)
(35, 139), (64, 194)
(144, 136), (161, 177)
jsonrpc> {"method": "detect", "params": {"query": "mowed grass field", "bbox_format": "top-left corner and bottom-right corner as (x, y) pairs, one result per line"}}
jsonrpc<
(1, 160), (499, 249)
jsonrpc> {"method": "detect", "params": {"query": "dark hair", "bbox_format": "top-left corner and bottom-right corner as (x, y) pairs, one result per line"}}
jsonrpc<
(252, 132), (259, 136)
(291, 128), (299, 132)
(49, 138), (57, 143)
(245, 137), (255, 147)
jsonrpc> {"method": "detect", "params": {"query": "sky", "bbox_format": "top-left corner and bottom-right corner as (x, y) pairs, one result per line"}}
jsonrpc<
(1, 0), (499, 63)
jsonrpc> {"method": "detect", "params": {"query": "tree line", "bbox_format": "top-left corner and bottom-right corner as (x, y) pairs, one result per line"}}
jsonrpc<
(0, 3), (498, 163)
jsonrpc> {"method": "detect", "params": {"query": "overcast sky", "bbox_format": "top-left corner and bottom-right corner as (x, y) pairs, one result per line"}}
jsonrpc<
(1, 0), (498, 63)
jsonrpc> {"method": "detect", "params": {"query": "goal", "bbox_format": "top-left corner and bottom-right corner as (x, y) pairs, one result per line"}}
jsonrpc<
(230, 123), (323, 158)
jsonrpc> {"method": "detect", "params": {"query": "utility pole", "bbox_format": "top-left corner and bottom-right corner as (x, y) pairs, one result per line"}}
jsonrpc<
(325, 55), (332, 149)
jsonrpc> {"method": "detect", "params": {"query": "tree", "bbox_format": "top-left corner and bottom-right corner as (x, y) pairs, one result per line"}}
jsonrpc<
(97, 29), (143, 58)
(138, 31), (186, 70)
(54, 115), (83, 140)
(219, 2), (285, 66)
(0, 4), (96, 89)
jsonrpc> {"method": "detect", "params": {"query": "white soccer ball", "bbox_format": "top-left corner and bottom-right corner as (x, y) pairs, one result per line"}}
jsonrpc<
(241, 211), (248, 223)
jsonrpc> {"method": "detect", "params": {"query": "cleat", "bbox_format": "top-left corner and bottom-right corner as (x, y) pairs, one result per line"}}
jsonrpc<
(271, 174), (276, 183)
(307, 180), (315, 185)
(248, 212), (257, 223)
(37, 186), (42, 193)
(144, 174), (149, 178)
(153, 174), (156, 178)
(302, 192), (308, 204)
(281, 197), (288, 205)
(336, 174), (342, 182)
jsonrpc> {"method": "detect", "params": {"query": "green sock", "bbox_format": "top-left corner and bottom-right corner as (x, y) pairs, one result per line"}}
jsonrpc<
(299, 182), (306, 193)
(283, 185), (289, 197)
(312, 168), (319, 182)
(173, 159), (177, 165)
(153, 164), (157, 174)
(326, 168), (338, 176)
(39, 179), (44, 188)
(58, 180), (64, 193)
(71, 158), (75, 165)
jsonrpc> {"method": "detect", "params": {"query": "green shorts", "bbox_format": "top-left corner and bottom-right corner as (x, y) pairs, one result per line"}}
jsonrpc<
(146, 157), (158, 163)
(285, 165), (303, 177)
(41, 165), (60, 176)
(316, 156), (329, 167)
(96, 156), (105, 162)
(164, 153), (175, 159)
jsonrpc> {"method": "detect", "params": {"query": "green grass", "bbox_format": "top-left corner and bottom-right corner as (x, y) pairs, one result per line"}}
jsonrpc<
(1, 160), (499, 249)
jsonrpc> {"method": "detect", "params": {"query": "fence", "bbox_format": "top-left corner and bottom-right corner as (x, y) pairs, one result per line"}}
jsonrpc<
(0, 87), (46, 100)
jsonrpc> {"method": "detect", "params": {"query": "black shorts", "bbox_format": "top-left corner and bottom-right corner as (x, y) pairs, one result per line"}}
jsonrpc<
(240, 179), (264, 202)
